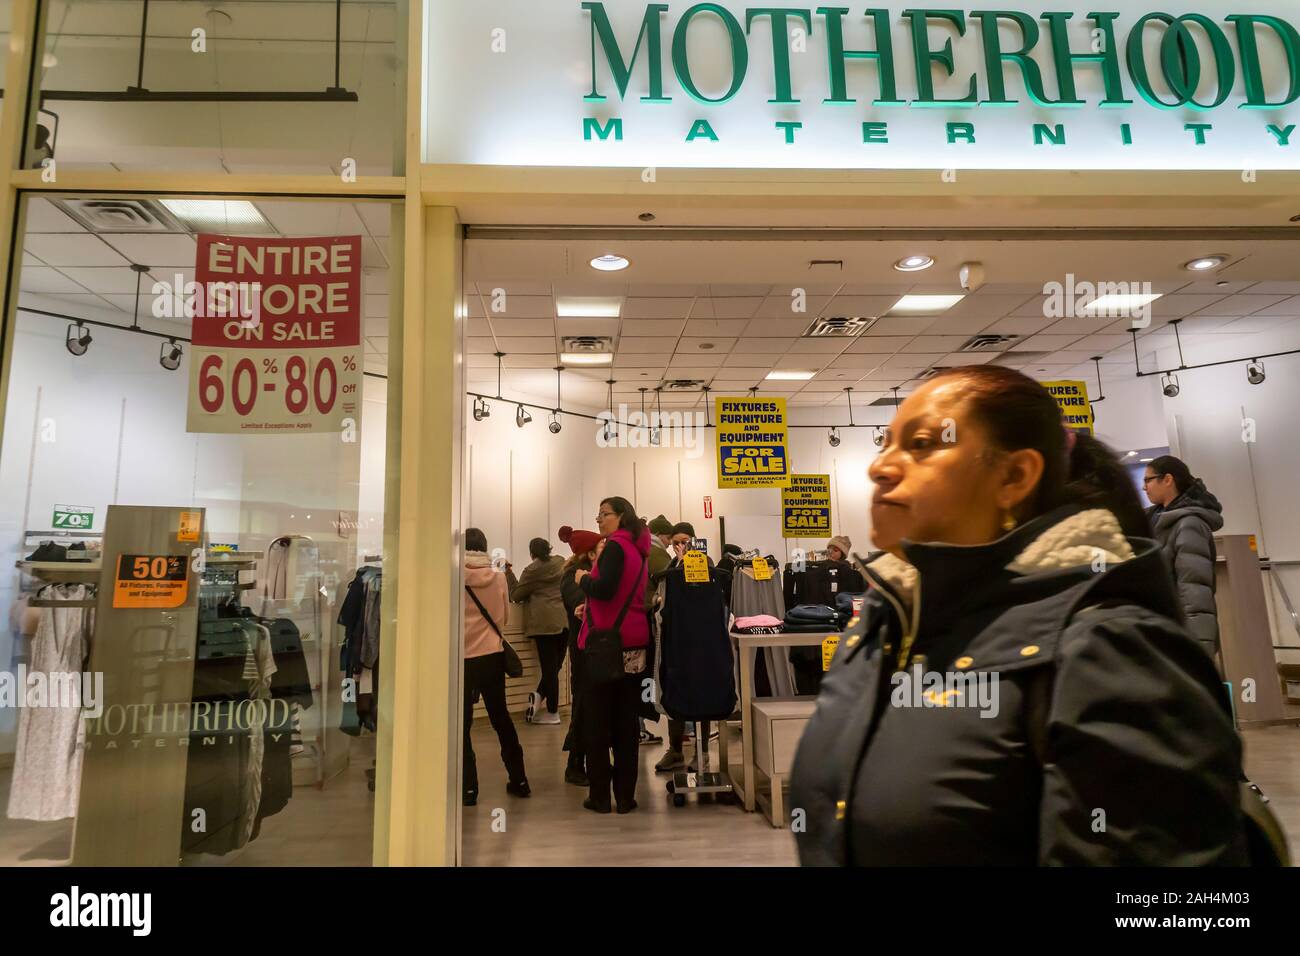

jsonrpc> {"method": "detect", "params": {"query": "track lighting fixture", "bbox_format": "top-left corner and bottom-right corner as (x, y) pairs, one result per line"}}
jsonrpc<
(159, 338), (183, 371)
(515, 404), (532, 428)
(827, 427), (841, 448)
(472, 397), (491, 421)
(1247, 360), (1266, 385)
(872, 427), (885, 448)
(1161, 373), (1180, 398)
(65, 322), (91, 356)
(548, 412), (562, 434)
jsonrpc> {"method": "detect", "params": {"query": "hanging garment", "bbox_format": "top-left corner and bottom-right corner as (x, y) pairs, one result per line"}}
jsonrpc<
(729, 561), (785, 619)
(361, 570), (383, 668)
(654, 564), (736, 722)
(783, 560), (865, 610)
(6, 585), (92, 822)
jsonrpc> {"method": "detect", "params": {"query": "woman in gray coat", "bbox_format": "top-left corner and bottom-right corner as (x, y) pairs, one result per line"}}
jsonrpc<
(1143, 455), (1224, 657)
(506, 538), (569, 724)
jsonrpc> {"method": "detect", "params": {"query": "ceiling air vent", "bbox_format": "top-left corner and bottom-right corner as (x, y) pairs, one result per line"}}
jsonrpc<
(561, 335), (613, 354)
(958, 333), (1019, 352)
(868, 395), (902, 407)
(913, 366), (952, 381)
(661, 379), (705, 391)
(802, 316), (877, 338)
(52, 198), (183, 234)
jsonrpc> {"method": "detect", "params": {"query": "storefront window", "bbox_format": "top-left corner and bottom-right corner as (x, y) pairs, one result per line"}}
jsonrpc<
(0, 194), (396, 865)
(29, 0), (400, 174)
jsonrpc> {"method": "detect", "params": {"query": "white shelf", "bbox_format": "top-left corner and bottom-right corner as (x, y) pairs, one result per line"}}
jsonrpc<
(17, 560), (102, 581)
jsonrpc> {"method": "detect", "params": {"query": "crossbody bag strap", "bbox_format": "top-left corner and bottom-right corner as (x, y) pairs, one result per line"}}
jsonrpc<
(464, 585), (503, 639)
(608, 546), (645, 632)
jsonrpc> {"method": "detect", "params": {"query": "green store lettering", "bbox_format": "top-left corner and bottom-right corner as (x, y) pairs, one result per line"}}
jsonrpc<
(580, 4), (1300, 147)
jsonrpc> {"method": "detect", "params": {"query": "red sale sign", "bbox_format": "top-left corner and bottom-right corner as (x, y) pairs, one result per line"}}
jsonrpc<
(186, 235), (363, 434)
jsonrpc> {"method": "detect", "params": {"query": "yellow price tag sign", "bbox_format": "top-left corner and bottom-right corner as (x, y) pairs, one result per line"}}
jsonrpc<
(683, 550), (709, 584)
(822, 634), (840, 671)
(753, 558), (773, 582)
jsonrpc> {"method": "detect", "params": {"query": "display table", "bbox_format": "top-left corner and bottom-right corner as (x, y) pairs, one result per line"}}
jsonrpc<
(718, 629), (837, 821)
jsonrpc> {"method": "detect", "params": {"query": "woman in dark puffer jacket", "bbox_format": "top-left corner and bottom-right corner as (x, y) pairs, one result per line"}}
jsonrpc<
(1143, 455), (1224, 657)
(790, 366), (1246, 866)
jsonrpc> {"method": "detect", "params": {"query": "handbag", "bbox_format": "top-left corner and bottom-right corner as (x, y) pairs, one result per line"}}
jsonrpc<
(584, 550), (644, 686)
(464, 585), (523, 679)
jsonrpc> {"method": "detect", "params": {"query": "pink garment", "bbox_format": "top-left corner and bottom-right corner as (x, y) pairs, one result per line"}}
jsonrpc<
(734, 614), (783, 629)
(577, 527), (651, 650)
(463, 553), (508, 659)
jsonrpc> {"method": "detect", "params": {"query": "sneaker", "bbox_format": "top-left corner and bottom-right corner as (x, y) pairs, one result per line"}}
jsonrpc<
(535, 711), (561, 725)
(506, 780), (531, 798)
(616, 800), (638, 815)
(655, 750), (686, 773)
(524, 692), (539, 723)
(583, 797), (612, 814)
(564, 767), (589, 787)
(638, 728), (663, 746)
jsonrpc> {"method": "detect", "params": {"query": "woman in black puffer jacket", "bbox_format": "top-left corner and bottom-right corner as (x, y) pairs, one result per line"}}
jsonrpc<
(1143, 455), (1224, 657)
(790, 366), (1246, 866)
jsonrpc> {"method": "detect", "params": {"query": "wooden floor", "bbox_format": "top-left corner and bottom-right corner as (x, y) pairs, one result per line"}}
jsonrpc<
(2, 722), (1297, 867)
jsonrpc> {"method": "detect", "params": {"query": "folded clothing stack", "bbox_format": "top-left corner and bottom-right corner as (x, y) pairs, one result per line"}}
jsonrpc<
(733, 613), (784, 634)
(782, 603), (847, 632)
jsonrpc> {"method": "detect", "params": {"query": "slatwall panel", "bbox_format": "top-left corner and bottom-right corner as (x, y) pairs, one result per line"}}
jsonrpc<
(472, 621), (572, 717)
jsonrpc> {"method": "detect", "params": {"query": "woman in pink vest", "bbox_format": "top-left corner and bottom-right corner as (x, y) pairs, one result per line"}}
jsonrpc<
(575, 496), (651, 814)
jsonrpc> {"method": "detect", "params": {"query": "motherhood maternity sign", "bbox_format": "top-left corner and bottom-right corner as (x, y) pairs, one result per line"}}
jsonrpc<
(716, 397), (789, 489)
(186, 235), (363, 434)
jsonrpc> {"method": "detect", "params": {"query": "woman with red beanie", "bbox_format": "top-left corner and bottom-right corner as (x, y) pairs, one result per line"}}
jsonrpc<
(558, 525), (601, 786)
(575, 497), (651, 814)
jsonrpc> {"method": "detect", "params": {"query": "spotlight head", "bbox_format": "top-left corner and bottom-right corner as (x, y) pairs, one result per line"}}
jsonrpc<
(649, 426), (661, 447)
(1247, 360), (1266, 386)
(159, 338), (183, 371)
(828, 427), (841, 448)
(516, 404), (532, 428)
(65, 322), (92, 356)
(872, 428), (885, 448)
(1161, 373), (1180, 399)
(548, 412), (562, 434)
(472, 397), (490, 422)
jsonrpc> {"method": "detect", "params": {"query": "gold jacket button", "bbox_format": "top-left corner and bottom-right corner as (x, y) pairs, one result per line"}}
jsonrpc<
(845, 634), (860, 648)
(835, 800), (847, 820)
(954, 656), (973, 669)
(1020, 645), (1040, 657)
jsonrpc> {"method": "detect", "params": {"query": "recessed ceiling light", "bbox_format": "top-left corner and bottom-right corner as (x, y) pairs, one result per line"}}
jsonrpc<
(556, 296), (622, 318)
(765, 370), (816, 381)
(1079, 292), (1163, 315)
(1140, 458), (1154, 463)
(159, 199), (273, 233)
(590, 254), (630, 272)
(893, 255), (934, 272)
(1184, 255), (1226, 272)
(887, 294), (965, 315)
(560, 352), (614, 365)
(1126, 451), (1137, 457)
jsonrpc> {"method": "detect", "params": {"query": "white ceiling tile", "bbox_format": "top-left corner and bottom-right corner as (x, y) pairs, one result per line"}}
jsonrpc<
(1215, 315), (1297, 334)
(665, 367), (722, 379)
(1067, 334), (1132, 353)
(744, 318), (808, 337)
(614, 353), (670, 367)
(1199, 293), (1292, 316)
(845, 336), (912, 354)
(24, 234), (129, 267)
(58, 267), (150, 295)
(709, 285), (772, 296)
(484, 295), (554, 319)
(620, 318), (685, 336)
(1246, 295), (1300, 317)
(496, 337), (555, 354)
(1244, 282), (1300, 295)
(732, 336), (795, 352)
(501, 354), (561, 369)
(356, 202), (395, 238)
(1012, 334), (1083, 351)
(940, 351), (995, 365)
(864, 317), (936, 336)
(984, 315), (1056, 335)
(491, 318), (555, 337)
(1150, 294), (1229, 317)
(709, 297), (764, 319)
(828, 354), (888, 370)
(474, 281), (553, 296)
(942, 293), (1037, 318)
(824, 295), (899, 316)
(724, 352), (784, 366)
(361, 237), (388, 269)
(625, 284), (702, 297)
(363, 316), (387, 338)
(683, 319), (747, 337)
(921, 315), (998, 334)
(19, 267), (87, 294)
(622, 297), (695, 319)
(466, 318), (492, 336)
(100, 234), (197, 267)
(880, 354), (945, 371)
(364, 294), (388, 318)
(668, 353), (727, 369)
(1044, 317), (1131, 335)
(786, 338), (851, 354)
(257, 201), (366, 236)
(754, 295), (832, 318)
(365, 336), (388, 354)
(23, 199), (83, 233)
(901, 335), (967, 353)
(467, 336), (499, 354)
(676, 337), (735, 354)
(619, 336), (679, 353)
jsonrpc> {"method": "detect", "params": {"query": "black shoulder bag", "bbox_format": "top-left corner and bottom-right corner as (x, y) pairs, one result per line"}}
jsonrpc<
(583, 551), (644, 686)
(465, 585), (523, 678)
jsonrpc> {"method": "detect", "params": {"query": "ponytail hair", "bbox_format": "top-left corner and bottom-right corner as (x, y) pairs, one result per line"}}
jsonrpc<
(931, 366), (1150, 539)
(1148, 455), (1194, 495)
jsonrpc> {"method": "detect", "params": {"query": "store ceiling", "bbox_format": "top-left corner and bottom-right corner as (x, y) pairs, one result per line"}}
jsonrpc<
(464, 236), (1300, 410)
(17, 197), (393, 376)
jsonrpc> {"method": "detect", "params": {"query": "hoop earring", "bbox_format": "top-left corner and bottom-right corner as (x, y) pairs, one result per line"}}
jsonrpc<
(1001, 512), (1017, 532)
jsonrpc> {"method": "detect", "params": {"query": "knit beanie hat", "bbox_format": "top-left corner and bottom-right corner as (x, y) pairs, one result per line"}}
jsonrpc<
(648, 514), (674, 536)
(827, 535), (852, 557)
(559, 525), (601, 555)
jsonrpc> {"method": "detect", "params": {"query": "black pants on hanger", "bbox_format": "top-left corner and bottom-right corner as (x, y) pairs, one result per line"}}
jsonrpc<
(463, 652), (526, 794)
(531, 632), (567, 712)
(583, 672), (641, 808)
